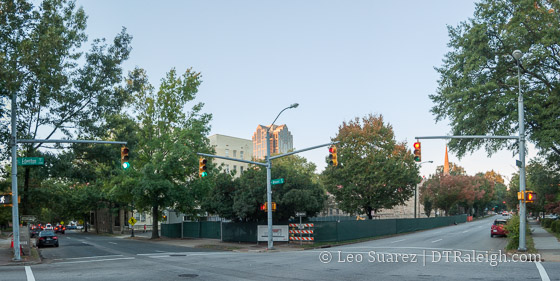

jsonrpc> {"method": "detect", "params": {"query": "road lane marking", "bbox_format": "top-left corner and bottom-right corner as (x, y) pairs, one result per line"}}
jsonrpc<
(390, 239), (406, 244)
(54, 255), (124, 261)
(109, 242), (118, 245)
(462, 230), (469, 233)
(431, 239), (443, 243)
(25, 266), (35, 281)
(535, 262), (550, 281)
(57, 257), (135, 264)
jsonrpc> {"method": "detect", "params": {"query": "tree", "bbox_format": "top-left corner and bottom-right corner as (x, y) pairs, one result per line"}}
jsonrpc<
(322, 114), (421, 219)
(430, 0), (560, 169)
(422, 174), (477, 216)
(223, 155), (326, 222)
(0, 0), (132, 214)
(126, 67), (212, 239)
(435, 162), (466, 176)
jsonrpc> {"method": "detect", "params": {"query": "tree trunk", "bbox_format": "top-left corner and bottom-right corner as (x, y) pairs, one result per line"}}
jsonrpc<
(366, 207), (373, 220)
(151, 205), (159, 239)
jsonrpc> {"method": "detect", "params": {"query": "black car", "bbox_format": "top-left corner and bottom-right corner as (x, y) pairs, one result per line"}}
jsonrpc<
(54, 225), (66, 234)
(37, 230), (59, 248)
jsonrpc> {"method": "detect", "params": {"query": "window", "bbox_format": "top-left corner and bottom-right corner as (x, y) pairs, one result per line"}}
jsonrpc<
(226, 164), (230, 173)
(141, 213), (146, 222)
(225, 149), (229, 157)
(233, 150), (237, 158)
(240, 151), (244, 159)
(135, 213), (140, 220)
(240, 166), (244, 174)
(233, 165), (237, 172)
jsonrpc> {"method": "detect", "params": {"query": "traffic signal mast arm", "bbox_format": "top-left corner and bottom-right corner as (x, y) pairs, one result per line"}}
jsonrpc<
(197, 141), (340, 165)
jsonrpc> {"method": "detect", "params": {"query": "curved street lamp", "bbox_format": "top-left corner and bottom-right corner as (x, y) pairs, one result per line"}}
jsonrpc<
(265, 103), (298, 250)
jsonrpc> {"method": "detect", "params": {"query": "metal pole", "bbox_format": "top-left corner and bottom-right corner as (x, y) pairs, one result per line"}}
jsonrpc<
(11, 90), (21, 260)
(414, 185), (417, 219)
(515, 50), (527, 251)
(266, 129), (273, 250)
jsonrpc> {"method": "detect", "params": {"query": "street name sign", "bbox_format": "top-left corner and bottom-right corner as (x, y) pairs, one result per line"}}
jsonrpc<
(17, 157), (45, 166)
(271, 178), (284, 185)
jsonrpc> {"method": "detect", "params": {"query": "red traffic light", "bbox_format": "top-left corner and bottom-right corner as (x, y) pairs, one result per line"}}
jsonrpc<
(413, 142), (421, 149)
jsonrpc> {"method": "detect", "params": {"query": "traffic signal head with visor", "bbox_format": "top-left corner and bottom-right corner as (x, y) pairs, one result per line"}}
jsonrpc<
(199, 158), (207, 178)
(329, 145), (338, 166)
(413, 142), (421, 162)
(121, 146), (130, 169)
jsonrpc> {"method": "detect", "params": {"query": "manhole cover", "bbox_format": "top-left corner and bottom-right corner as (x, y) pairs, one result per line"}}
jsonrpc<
(178, 274), (198, 278)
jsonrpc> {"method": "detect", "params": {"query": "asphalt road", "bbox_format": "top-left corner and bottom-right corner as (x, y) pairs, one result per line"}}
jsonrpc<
(2, 215), (557, 281)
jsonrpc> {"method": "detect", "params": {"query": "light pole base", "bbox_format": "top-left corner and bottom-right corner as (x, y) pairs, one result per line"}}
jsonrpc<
(517, 247), (527, 252)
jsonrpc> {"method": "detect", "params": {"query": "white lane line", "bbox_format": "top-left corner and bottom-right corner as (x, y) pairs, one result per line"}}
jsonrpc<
(462, 230), (469, 233)
(57, 257), (135, 264)
(54, 255), (124, 261)
(431, 239), (443, 243)
(390, 239), (406, 244)
(535, 262), (550, 281)
(25, 266), (36, 281)
(155, 250), (165, 252)
(109, 242), (118, 245)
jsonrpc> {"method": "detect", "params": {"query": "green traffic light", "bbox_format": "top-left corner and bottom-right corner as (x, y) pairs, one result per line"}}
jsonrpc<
(201, 171), (207, 177)
(122, 162), (130, 169)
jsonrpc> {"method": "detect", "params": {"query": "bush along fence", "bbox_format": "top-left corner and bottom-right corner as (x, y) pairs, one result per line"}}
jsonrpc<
(161, 214), (467, 243)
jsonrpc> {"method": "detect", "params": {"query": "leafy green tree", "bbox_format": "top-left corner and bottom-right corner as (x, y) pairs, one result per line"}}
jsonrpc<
(430, 0), (560, 168)
(422, 174), (475, 216)
(0, 0), (132, 214)
(227, 155), (326, 222)
(526, 160), (559, 216)
(126, 67), (212, 238)
(322, 114), (421, 219)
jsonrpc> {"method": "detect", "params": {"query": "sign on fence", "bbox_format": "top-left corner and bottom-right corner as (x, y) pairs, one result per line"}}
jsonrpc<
(257, 225), (289, 242)
(289, 223), (314, 241)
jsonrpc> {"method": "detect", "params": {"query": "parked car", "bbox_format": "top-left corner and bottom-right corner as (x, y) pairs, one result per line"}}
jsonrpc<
(545, 214), (559, 220)
(66, 225), (77, 230)
(54, 225), (66, 234)
(37, 230), (59, 248)
(491, 219), (508, 237)
(29, 225), (40, 238)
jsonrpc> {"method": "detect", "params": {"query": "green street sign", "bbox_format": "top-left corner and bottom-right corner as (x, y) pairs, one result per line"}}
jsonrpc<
(271, 178), (285, 185)
(17, 157), (45, 166)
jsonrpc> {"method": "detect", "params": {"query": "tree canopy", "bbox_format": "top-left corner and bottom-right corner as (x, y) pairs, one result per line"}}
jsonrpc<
(322, 114), (421, 219)
(431, 0), (560, 169)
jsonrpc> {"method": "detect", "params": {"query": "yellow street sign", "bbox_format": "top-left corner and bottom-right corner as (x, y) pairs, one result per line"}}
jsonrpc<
(128, 217), (137, 226)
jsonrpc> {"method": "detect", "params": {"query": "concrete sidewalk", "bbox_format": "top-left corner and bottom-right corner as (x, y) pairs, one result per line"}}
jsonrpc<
(529, 220), (560, 262)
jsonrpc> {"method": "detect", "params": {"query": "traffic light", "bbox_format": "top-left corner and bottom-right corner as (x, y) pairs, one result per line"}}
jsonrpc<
(0, 194), (12, 206)
(121, 146), (130, 169)
(260, 202), (277, 211)
(525, 191), (536, 203)
(199, 158), (207, 178)
(413, 142), (421, 162)
(328, 145), (338, 166)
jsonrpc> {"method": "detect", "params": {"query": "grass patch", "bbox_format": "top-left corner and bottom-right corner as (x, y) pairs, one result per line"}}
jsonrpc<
(542, 226), (560, 240)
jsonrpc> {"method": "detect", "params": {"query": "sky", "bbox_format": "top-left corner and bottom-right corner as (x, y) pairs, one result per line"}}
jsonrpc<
(72, 0), (536, 183)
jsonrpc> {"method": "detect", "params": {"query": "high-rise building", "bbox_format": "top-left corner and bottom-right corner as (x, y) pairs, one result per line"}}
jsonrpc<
(252, 124), (293, 160)
(208, 134), (253, 178)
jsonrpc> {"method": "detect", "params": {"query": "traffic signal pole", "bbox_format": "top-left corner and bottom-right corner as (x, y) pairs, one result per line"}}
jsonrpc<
(416, 50), (528, 251)
(198, 140), (339, 250)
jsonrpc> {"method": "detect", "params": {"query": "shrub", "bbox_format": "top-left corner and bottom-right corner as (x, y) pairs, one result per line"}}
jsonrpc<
(553, 221), (560, 233)
(505, 215), (521, 250)
(542, 218), (551, 228)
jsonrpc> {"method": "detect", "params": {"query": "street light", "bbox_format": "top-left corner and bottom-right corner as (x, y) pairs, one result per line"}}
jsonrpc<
(513, 49), (527, 251)
(415, 160), (433, 218)
(265, 103), (298, 250)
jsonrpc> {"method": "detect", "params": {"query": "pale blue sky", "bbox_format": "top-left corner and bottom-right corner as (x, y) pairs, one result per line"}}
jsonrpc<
(74, 0), (534, 182)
